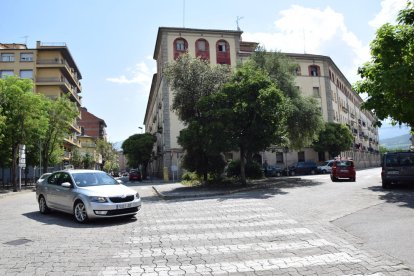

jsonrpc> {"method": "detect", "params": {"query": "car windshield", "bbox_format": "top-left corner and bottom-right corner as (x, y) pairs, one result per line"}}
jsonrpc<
(337, 161), (353, 167)
(72, 172), (118, 187)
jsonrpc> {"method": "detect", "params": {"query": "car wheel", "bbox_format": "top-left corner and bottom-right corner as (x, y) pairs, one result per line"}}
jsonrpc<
(290, 171), (295, 176)
(351, 177), (356, 182)
(382, 180), (391, 189)
(38, 196), (50, 214)
(322, 170), (327, 174)
(74, 201), (88, 223)
(330, 176), (337, 182)
(276, 172), (281, 177)
(310, 169), (316, 175)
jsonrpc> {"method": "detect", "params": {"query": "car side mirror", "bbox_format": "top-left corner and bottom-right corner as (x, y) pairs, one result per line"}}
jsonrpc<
(61, 182), (72, 188)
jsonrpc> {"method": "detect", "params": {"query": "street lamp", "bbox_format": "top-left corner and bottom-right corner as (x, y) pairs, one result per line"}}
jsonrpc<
(138, 127), (143, 134)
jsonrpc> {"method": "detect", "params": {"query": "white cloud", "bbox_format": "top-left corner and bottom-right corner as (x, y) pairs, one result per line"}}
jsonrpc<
(106, 62), (155, 90)
(243, 5), (369, 82)
(369, 0), (407, 29)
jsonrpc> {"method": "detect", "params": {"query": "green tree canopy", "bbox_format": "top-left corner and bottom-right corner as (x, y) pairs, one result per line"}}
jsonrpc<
(312, 123), (354, 158)
(251, 49), (325, 149)
(122, 133), (156, 178)
(206, 62), (289, 184)
(0, 76), (49, 190)
(354, 1), (414, 131)
(164, 53), (231, 123)
(40, 96), (78, 172)
(96, 139), (118, 171)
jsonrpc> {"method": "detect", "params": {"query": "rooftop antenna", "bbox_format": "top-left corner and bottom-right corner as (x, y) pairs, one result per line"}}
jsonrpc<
(21, 35), (28, 45)
(182, 0), (186, 28)
(236, 16), (244, 31)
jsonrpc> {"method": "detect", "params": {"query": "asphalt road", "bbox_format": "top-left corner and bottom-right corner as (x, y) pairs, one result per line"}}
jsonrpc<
(0, 168), (413, 275)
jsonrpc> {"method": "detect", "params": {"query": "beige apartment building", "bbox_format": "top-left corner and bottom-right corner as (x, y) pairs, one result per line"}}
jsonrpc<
(144, 27), (380, 179)
(0, 41), (82, 161)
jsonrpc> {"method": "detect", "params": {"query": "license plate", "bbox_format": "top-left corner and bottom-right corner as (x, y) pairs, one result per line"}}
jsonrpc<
(388, 171), (399, 175)
(116, 202), (136, 209)
(340, 169), (348, 173)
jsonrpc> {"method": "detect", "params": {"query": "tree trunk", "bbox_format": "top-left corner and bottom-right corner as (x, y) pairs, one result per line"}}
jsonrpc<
(240, 145), (247, 186)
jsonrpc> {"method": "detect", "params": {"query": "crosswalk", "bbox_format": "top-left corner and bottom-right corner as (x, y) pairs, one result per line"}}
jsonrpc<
(101, 198), (394, 275)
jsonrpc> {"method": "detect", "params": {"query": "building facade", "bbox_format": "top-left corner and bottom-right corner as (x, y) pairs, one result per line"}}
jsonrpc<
(0, 41), (83, 161)
(77, 107), (107, 169)
(144, 27), (380, 179)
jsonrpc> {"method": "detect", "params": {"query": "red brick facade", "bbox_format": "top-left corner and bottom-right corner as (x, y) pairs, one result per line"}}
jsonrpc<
(78, 107), (107, 139)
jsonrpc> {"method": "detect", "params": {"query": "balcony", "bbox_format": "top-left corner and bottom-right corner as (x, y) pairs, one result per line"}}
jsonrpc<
(36, 76), (81, 105)
(64, 134), (81, 147)
(37, 58), (82, 90)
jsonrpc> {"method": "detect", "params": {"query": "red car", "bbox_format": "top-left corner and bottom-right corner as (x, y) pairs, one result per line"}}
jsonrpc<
(330, 159), (356, 182)
(128, 170), (142, 181)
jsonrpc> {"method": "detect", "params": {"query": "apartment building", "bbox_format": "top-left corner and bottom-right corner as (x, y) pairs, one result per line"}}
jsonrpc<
(144, 27), (380, 179)
(77, 107), (107, 169)
(0, 41), (83, 161)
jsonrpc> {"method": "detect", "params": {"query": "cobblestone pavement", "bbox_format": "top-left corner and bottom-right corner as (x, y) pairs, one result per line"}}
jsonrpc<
(0, 189), (412, 275)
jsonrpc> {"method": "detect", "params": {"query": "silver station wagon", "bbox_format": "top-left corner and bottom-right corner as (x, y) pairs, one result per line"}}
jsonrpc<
(36, 169), (142, 223)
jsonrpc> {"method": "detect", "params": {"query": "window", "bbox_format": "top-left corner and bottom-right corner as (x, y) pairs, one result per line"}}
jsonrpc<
(217, 41), (226, 52)
(20, 53), (33, 62)
(313, 87), (320, 97)
(276, 152), (284, 163)
(0, 70), (14, 78)
(20, 70), (33, 79)
(1, 53), (15, 62)
(298, 151), (305, 162)
(195, 39), (210, 60)
(308, 65), (320, 76)
(176, 39), (185, 51)
(173, 38), (188, 60)
(216, 40), (230, 65)
(294, 66), (301, 76)
(197, 40), (206, 51)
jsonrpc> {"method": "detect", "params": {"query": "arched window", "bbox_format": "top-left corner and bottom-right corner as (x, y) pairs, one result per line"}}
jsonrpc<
(216, 40), (230, 65)
(173, 38), (188, 60)
(308, 65), (320, 77)
(195, 39), (210, 61)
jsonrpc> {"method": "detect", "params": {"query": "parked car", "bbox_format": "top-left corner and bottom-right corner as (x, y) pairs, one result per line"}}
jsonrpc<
(36, 169), (142, 223)
(36, 173), (52, 185)
(263, 165), (284, 177)
(128, 170), (142, 181)
(381, 151), (414, 189)
(288, 161), (318, 176)
(330, 159), (356, 182)
(317, 160), (334, 174)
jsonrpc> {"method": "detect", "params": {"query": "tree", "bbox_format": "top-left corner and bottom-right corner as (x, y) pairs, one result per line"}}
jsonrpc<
(0, 76), (49, 191)
(164, 54), (232, 181)
(70, 148), (83, 168)
(251, 49), (325, 149)
(206, 62), (289, 185)
(164, 53), (231, 122)
(82, 153), (94, 169)
(122, 133), (156, 179)
(40, 96), (78, 173)
(96, 139), (118, 171)
(354, 1), (414, 131)
(312, 123), (354, 158)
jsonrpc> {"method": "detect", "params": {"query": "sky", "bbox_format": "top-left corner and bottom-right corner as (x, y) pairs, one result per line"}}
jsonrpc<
(1, 0), (411, 142)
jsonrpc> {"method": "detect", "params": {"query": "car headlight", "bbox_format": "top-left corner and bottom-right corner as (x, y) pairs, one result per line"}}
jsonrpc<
(89, 196), (108, 203)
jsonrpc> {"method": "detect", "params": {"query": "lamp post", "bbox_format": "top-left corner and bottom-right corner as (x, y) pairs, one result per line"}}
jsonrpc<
(138, 126), (143, 134)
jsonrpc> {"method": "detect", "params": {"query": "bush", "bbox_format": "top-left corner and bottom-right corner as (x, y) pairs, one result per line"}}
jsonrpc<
(182, 171), (199, 181)
(226, 160), (263, 179)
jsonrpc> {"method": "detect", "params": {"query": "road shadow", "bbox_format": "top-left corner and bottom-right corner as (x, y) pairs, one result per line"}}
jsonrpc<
(22, 210), (139, 228)
(158, 177), (323, 203)
(367, 184), (414, 209)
